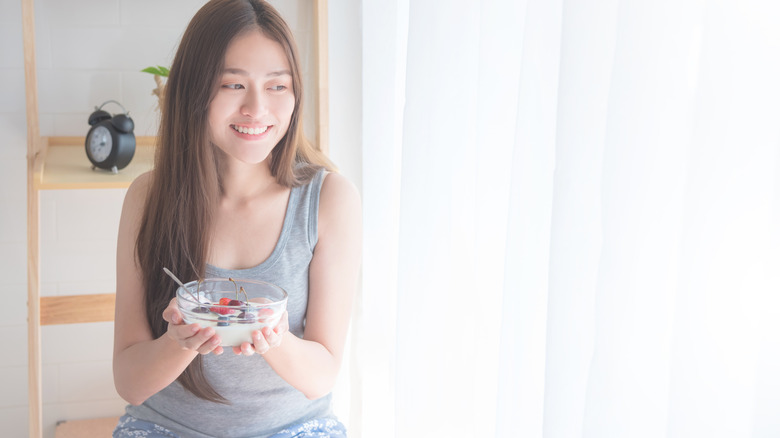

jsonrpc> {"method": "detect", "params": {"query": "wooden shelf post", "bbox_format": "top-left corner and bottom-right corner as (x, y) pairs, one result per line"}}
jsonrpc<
(22, 0), (43, 436)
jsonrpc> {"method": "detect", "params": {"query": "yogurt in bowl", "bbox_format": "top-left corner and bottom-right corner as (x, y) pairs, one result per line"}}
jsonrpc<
(176, 278), (287, 347)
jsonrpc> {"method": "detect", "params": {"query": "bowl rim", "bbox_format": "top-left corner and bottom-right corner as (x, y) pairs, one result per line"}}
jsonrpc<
(176, 277), (288, 308)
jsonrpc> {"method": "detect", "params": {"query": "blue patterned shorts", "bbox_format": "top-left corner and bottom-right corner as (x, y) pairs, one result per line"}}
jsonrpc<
(269, 417), (346, 438)
(113, 414), (180, 438)
(113, 414), (346, 438)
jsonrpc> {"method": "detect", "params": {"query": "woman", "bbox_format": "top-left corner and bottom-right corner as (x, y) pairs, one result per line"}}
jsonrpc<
(112, 1), (361, 436)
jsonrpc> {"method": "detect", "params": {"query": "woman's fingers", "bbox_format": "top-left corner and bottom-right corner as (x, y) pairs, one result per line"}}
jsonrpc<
(169, 321), (199, 341)
(194, 332), (223, 355)
(162, 298), (181, 324)
(240, 341), (257, 356)
(251, 328), (272, 354)
(162, 298), (224, 355)
(183, 326), (214, 349)
(229, 318), (288, 356)
(274, 311), (289, 335)
(168, 323), (222, 354)
(263, 327), (282, 348)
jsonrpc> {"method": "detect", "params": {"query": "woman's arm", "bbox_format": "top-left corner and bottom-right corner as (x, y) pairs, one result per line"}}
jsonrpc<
(112, 172), (223, 406)
(237, 172), (362, 400)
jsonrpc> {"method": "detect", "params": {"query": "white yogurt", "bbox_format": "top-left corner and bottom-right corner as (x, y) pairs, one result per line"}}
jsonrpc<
(183, 314), (282, 347)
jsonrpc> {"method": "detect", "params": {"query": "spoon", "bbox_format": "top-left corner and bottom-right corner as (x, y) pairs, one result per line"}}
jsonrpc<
(163, 267), (201, 302)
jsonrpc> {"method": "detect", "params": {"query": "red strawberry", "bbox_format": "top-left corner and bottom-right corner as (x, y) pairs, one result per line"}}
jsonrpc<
(210, 306), (232, 315)
(218, 297), (232, 305)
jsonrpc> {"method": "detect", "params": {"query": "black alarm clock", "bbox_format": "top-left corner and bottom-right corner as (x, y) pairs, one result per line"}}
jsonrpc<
(85, 100), (136, 173)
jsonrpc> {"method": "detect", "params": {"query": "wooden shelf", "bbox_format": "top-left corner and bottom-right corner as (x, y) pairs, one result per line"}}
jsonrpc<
(41, 293), (116, 326)
(35, 136), (156, 190)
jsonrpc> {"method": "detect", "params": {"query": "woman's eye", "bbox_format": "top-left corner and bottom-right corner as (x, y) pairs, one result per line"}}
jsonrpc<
(223, 83), (244, 90)
(268, 85), (287, 92)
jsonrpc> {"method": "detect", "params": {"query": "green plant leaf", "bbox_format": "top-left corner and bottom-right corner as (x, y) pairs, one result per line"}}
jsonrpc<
(141, 65), (170, 77)
(141, 66), (162, 75)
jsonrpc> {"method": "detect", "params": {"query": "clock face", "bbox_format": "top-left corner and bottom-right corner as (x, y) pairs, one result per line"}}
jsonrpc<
(88, 125), (112, 163)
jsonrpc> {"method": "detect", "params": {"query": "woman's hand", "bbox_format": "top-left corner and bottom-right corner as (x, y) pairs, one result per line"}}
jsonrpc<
(233, 310), (289, 356)
(162, 298), (224, 355)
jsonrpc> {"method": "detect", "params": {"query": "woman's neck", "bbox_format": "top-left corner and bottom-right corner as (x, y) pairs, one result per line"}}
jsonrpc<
(219, 157), (279, 202)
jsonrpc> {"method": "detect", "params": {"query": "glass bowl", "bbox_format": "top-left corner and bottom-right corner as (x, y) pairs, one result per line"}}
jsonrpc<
(176, 277), (287, 347)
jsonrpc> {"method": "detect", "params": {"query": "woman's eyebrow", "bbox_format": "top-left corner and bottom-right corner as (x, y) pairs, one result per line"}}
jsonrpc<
(223, 67), (292, 77)
(267, 70), (292, 77)
(223, 67), (248, 75)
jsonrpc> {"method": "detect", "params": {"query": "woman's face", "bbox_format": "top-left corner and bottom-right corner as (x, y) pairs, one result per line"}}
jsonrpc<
(208, 29), (295, 166)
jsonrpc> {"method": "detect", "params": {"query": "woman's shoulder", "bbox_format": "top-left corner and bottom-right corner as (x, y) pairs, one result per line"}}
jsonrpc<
(129, 169), (154, 190)
(321, 172), (360, 207)
(318, 172), (361, 235)
(122, 170), (154, 215)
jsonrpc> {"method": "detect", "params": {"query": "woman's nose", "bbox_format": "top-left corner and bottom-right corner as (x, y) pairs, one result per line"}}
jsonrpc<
(240, 89), (268, 117)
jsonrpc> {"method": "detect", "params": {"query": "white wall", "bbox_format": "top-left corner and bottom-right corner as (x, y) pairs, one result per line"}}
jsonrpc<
(0, 0), (30, 433)
(0, 0), (361, 436)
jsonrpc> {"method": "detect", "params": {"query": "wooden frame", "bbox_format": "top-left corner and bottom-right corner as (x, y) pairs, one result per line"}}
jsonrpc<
(21, 1), (329, 437)
(22, 0), (42, 434)
(314, 0), (329, 155)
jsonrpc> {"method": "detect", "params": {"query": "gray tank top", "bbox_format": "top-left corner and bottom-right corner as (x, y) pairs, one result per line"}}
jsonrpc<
(126, 168), (333, 438)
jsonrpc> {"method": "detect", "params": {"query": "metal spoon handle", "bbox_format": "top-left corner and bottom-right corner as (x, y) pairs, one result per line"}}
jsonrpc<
(163, 267), (200, 302)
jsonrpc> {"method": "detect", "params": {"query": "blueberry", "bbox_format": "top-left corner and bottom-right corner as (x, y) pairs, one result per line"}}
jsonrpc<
(217, 316), (230, 327)
(192, 306), (210, 314)
(237, 309), (257, 322)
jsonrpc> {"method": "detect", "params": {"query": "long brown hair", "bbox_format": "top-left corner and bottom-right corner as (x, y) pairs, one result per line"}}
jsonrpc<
(135, 0), (333, 403)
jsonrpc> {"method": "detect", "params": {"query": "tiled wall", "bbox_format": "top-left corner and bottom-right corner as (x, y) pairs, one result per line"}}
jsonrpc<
(0, 0), (353, 436)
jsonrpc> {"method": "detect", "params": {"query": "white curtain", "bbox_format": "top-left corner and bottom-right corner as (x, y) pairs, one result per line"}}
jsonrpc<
(356, 1), (780, 437)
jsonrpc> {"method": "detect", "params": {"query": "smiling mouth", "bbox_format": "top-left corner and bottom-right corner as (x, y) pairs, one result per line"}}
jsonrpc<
(231, 125), (270, 135)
